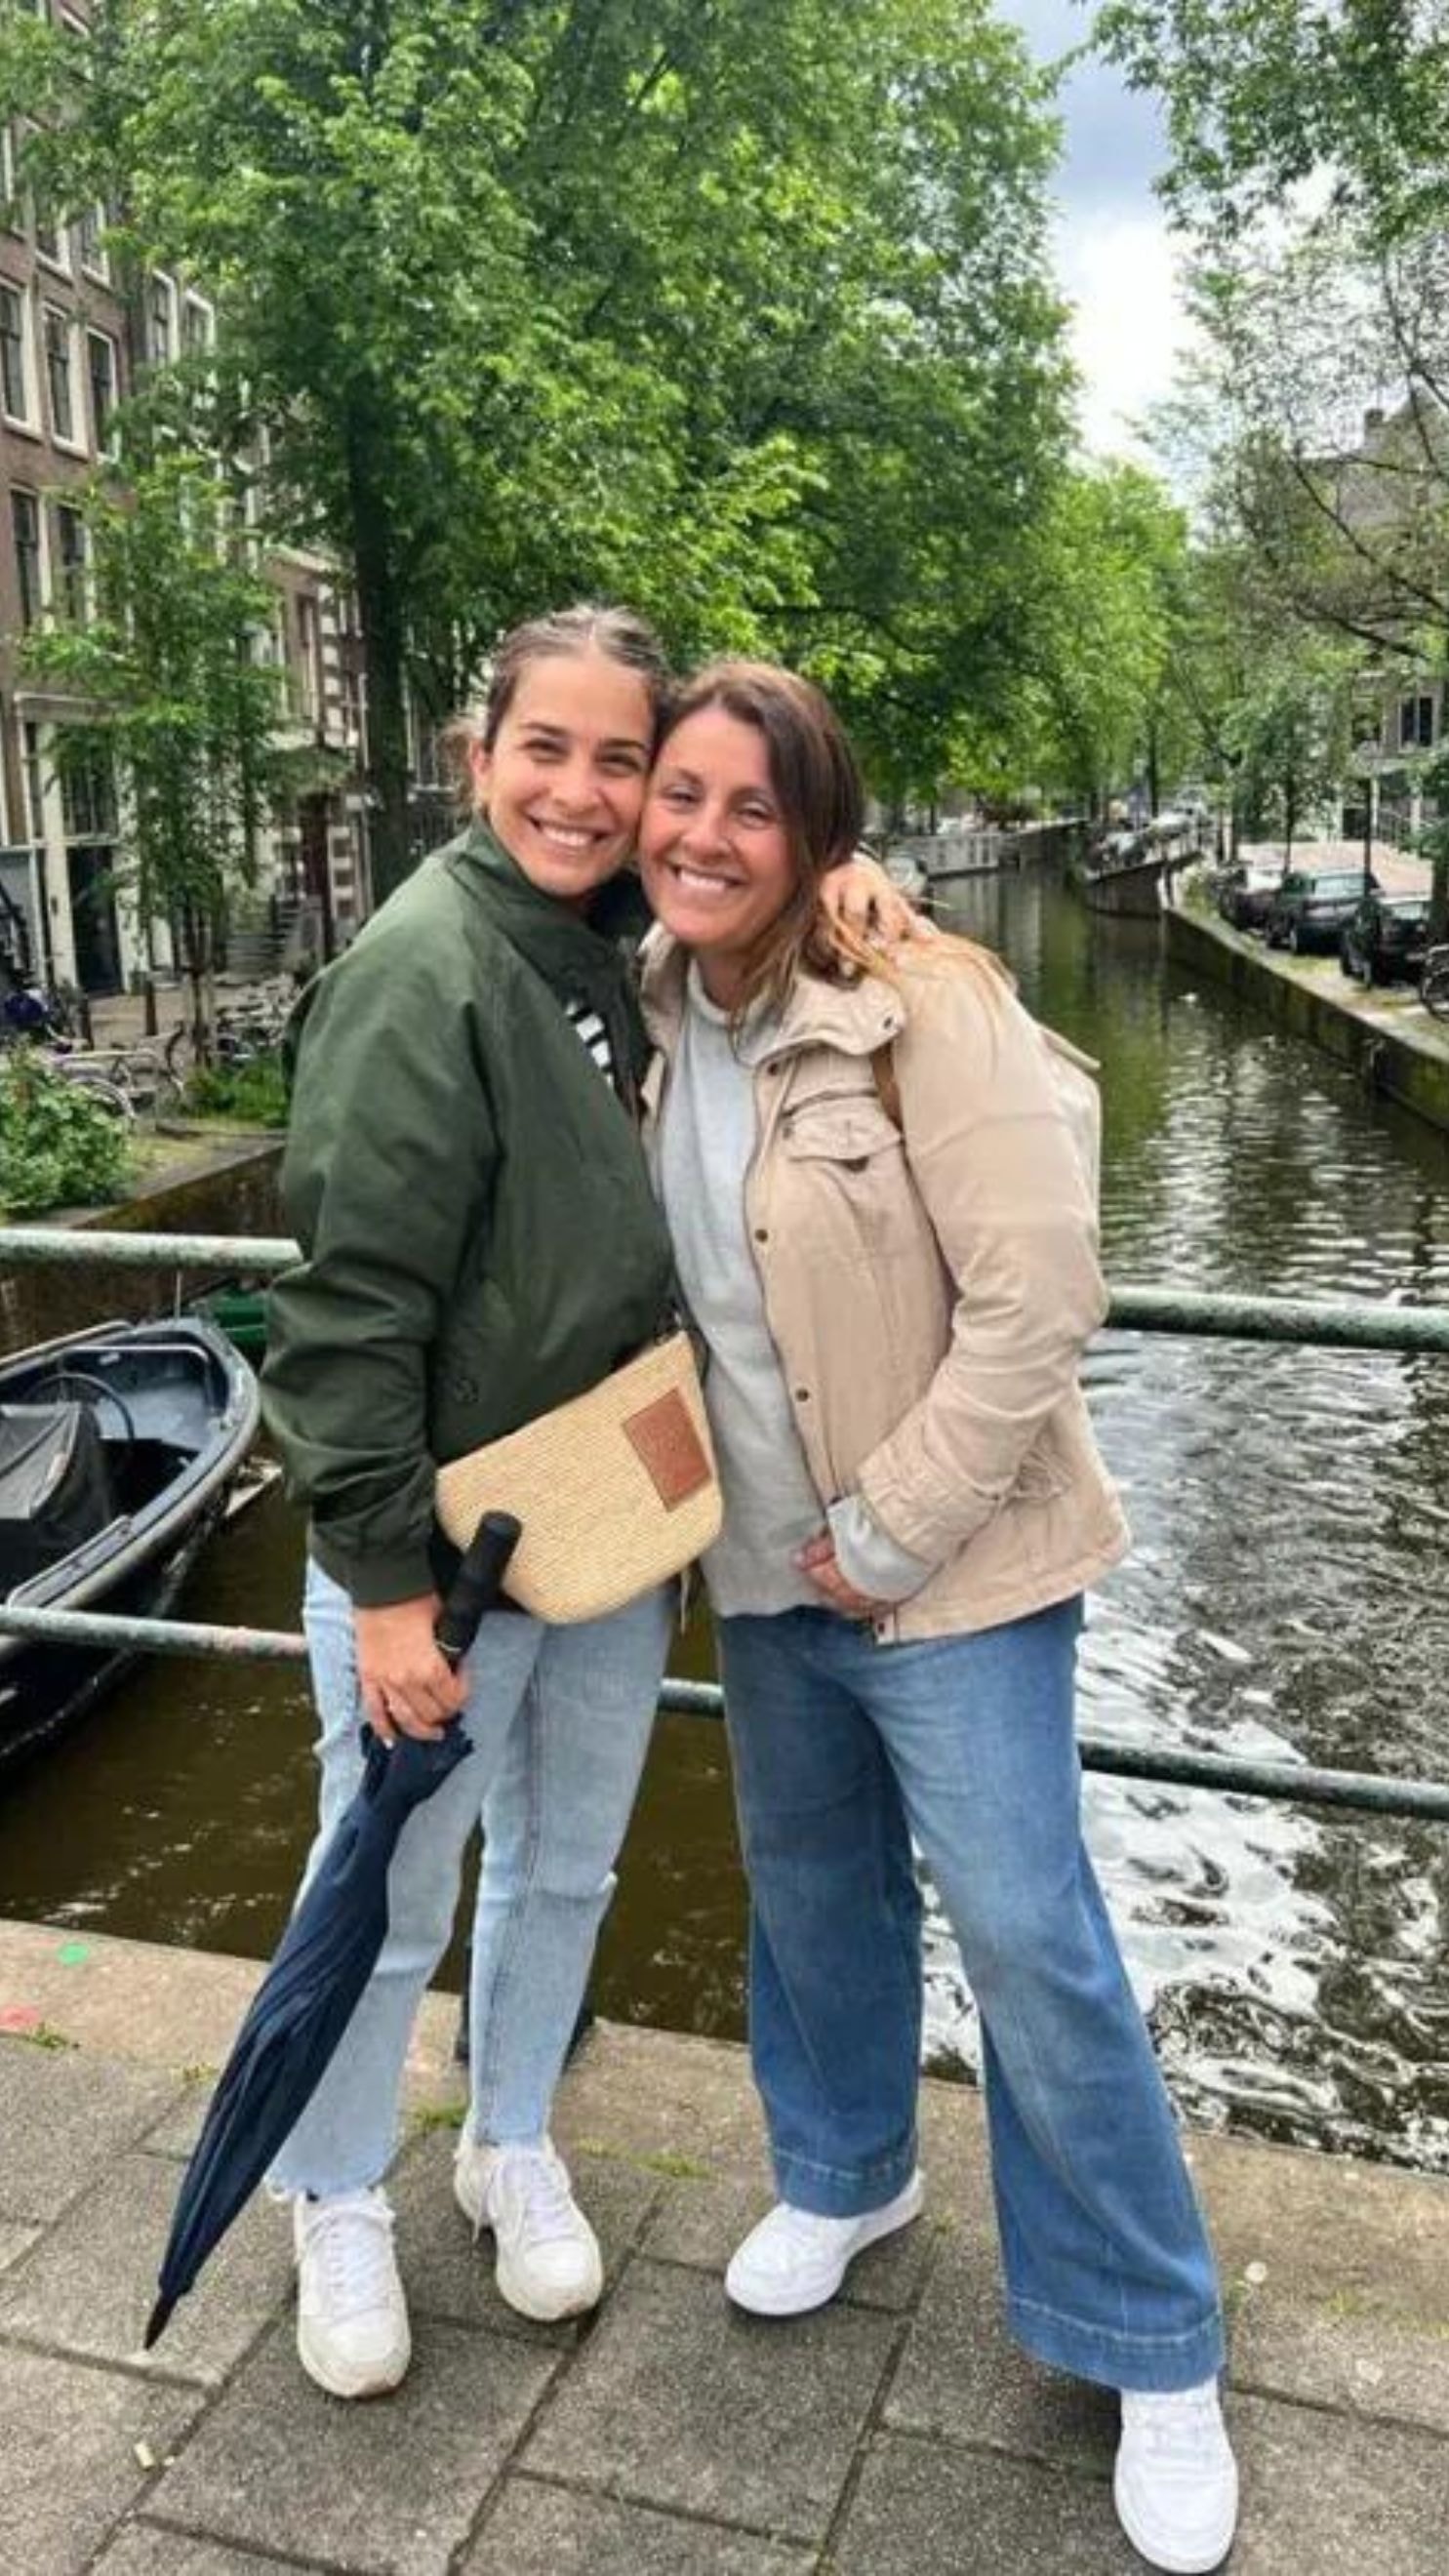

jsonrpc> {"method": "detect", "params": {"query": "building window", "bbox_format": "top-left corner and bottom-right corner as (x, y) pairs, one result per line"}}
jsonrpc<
(87, 326), (116, 449)
(54, 500), (87, 621)
(77, 202), (108, 278)
(148, 273), (175, 366)
(22, 723), (47, 841)
(1399, 693), (1436, 751)
(1, 279), (33, 421)
(296, 592), (321, 722)
(60, 740), (117, 840)
(42, 304), (77, 442)
(33, 196), (68, 270)
(1, 124), (21, 234)
(12, 490), (44, 627)
(181, 294), (213, 355)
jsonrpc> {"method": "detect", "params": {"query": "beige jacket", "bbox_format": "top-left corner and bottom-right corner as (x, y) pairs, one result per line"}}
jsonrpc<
(639, 932), (1129, 1641)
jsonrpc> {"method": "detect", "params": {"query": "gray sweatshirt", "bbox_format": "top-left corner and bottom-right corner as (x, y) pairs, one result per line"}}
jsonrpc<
(656, 968), (934, 1617)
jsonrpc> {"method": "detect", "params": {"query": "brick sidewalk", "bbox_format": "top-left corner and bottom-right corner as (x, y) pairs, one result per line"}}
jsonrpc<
(1, 1923), (1446, 2574)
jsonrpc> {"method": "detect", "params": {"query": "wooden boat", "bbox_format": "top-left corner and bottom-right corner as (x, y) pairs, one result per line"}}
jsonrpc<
(0, 1316), (260, 1773)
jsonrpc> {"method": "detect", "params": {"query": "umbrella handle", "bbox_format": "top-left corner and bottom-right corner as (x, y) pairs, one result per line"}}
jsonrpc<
(434, 1510), (522, 1667)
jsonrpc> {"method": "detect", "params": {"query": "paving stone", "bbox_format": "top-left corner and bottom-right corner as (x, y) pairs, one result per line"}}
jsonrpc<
(1232, 2288), (1449, 2436)
(642, 2173), (938, 2312)
(883, 2232), (1118, 2472)
(1226, 2389), (1449, 2574)
(0, 2149), (293, 2385)
(463, 2476), (815, 2573)
(1195, 2129), (1449, 2320)
(389, 2132), (659, 2344)
(153, 2316), (558, 2575)
(0, 2040), (181, 2224)
(0, 2223), (39, 2273)
(94, 2531), (325, 2576)
(0, 2344), (202, 2576)
(522, 2258), (897, 2542)
(833, 2430), (1132, 2575)
(141, 2082), (217, 2162)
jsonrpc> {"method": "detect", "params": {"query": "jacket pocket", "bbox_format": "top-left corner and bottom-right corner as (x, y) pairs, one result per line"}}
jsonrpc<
(780, 1095), (905, 1170)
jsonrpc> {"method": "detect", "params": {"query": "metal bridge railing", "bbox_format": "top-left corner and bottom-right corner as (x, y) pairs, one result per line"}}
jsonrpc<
(4, 1227), (1449, 1826)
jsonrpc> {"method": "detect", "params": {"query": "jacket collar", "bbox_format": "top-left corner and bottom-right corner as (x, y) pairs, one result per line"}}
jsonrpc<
(451, 821), (650, 1093)
(639, 927), (904, 1065)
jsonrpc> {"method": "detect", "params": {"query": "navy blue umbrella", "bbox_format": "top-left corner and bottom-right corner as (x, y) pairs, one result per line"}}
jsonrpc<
(143, 1511), (521, 2350)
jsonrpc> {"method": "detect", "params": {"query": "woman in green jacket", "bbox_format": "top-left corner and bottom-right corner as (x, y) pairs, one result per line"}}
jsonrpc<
(260, 605), (900, 2402)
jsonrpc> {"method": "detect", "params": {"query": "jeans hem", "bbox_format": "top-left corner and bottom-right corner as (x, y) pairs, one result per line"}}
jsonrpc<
(1007, 2292), (1227, 2394)
(773, 2139), (919, 2217)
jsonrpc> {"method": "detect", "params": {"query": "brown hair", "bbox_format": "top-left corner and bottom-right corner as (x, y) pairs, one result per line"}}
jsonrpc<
(445, 602), (673, 805)
(654, 659), (871, 1020)
(656, 658), (1011, 1021)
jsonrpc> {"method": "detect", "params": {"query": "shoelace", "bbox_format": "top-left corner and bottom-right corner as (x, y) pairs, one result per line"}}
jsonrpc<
(1122, 2384), (1226, 2469)
(759, 2205), (853, 2258)
(501, 2152), (582, 2247)
(302, 2193), (397, 2319)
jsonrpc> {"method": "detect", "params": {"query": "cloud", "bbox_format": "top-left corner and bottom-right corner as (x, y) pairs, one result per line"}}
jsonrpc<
(1058, 214), (1197, 461)
(995, 0), (1189, 460)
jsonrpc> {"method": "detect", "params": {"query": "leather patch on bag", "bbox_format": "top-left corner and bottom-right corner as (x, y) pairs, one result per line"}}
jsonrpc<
(624, 1389), (713, 1509)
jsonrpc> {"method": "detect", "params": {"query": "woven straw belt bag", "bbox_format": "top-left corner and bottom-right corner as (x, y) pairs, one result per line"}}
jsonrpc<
(434, 1330), (722, 1624)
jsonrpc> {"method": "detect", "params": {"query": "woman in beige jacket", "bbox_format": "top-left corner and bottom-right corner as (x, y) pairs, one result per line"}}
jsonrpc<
(637, 663), (1237, 2576)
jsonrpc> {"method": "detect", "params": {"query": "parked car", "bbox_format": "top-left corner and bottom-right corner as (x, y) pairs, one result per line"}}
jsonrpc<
(1339, 891), (1431, 987)
(1215, 859), (1282, 932)
(1265, 868), (1379, 953)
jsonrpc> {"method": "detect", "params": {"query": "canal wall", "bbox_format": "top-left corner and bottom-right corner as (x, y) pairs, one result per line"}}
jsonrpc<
(1, 1137), (283, 1358)
(1166, 905), (1449, 1139)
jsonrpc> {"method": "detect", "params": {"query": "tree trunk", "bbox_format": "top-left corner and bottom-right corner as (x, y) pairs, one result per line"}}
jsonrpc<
(347, 423), (412, 908)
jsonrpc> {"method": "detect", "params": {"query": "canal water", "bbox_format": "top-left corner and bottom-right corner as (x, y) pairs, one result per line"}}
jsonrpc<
(3, 868), (1447, 2172)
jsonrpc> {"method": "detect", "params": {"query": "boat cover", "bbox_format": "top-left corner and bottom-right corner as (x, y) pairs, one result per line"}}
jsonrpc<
(0, 1402), (116, 1594)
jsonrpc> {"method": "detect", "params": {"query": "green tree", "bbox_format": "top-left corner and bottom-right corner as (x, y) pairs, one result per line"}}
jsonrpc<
(1005, 462), (1190, 816)
(20, 423), (284, 1054)
(6, 0), (1069, 882)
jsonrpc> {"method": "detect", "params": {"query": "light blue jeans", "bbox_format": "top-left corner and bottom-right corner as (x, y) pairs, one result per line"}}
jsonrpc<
(717, 1597), (1226, 2394)
(268, 1558), (672, 2197)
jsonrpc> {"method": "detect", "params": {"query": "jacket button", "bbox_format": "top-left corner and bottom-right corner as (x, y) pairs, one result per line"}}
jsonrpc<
(753, 1228), (769, 1243)
(793, 1387), (810, 1403)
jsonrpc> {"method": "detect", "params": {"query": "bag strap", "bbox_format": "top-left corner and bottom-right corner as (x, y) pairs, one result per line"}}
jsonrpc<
(870, 1041), (902, 1130)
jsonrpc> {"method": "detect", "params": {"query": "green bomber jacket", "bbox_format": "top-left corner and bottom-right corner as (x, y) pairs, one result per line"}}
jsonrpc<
(260, 824), (674, 1606)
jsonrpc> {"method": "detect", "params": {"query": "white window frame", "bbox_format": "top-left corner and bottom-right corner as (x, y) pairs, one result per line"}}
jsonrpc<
(76, 200), (109, 282)
(41, 300), (84, 450)
(181, 291), (215, 355)
(1399, 692), (1436, 753)
(147, 268), (177, 368)
(85, 322), (117, 454)
(1, 125), (22, 236)
(11, 485), (49, 629)
(1, 275), (39, 429)
(52, 495), (89, 624)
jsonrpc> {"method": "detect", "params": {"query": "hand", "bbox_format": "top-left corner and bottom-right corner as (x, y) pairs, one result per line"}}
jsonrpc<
(819, 849), (935, 947)
(794, 1532), (889, 1621)
(353, 1594), (468, 1743)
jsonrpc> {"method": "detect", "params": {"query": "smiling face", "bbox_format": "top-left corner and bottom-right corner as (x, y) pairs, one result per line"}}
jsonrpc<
(638, 705), (799, 1006)
(469, 647), (655, 906)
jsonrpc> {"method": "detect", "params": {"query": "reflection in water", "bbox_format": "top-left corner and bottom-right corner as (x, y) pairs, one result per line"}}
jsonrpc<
(1, 887), (1447, 2168)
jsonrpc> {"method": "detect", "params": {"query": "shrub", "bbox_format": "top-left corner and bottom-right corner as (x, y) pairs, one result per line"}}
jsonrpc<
(0, 1047), (131, 1216)
(183, 1052), (289, 1128)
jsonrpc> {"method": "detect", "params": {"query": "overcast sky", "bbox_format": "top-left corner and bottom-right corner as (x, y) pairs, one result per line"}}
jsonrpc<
(996, 0), (1191, 461)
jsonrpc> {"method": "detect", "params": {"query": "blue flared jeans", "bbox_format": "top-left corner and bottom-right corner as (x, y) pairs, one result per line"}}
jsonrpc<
(716, 1596), (1225, 2393)
(268, 1558), (672, 2198)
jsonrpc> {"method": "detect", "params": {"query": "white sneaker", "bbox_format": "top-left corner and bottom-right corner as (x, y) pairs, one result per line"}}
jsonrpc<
(725, 2171), (924, 2317)
(293, 2187), (411, 2399)
(1114, 2378), (1239, 2573)
(454, 2134), (603, 2321)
